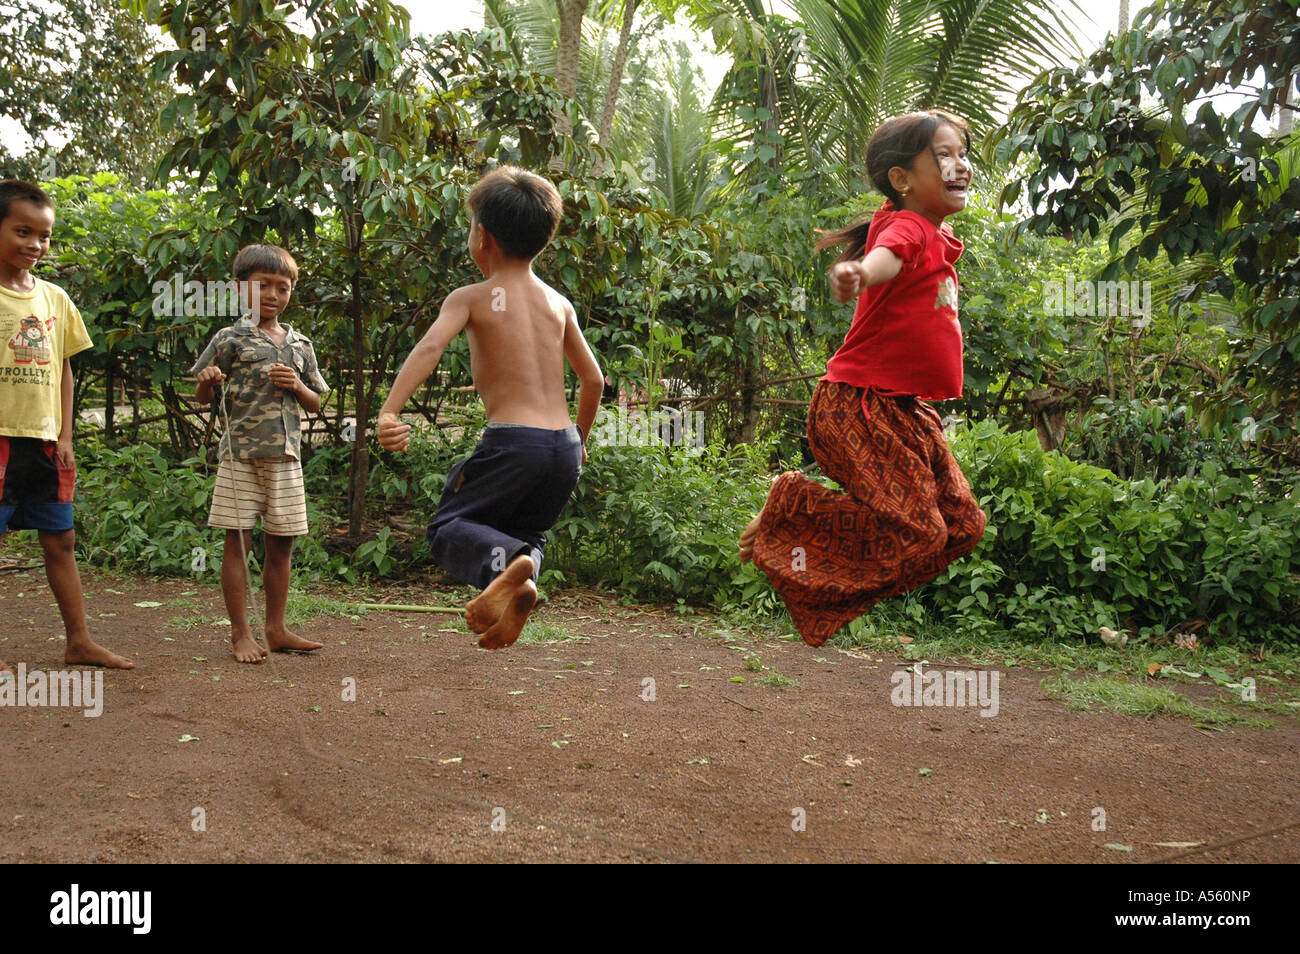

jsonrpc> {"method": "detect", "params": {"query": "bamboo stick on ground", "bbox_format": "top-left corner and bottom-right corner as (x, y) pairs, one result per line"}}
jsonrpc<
(359, 603), (463, 613)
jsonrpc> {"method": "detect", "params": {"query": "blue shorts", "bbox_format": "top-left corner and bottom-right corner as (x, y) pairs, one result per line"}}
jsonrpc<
(427, 423), (583, 589)
(0, 436), (76, 534)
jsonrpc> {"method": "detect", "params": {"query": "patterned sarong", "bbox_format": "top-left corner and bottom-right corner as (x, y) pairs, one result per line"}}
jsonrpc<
(752, 380), (987, 645)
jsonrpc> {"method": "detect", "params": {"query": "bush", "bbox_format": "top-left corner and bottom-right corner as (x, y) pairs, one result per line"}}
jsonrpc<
(924, 421), (1300, 642)
(1069, 396), (1260, 483)
(74, 437), (216, 576)
(549, 439), (776, 605)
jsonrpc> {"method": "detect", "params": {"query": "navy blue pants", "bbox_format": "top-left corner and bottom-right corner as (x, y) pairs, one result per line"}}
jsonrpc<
(427, 423), (583, 589)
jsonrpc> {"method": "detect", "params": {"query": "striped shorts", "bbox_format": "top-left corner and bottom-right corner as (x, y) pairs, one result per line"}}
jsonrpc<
(208, 456), (309, 536)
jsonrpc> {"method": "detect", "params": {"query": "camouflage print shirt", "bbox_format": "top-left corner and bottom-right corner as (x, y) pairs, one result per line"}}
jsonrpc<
(189, 320), (329, 461)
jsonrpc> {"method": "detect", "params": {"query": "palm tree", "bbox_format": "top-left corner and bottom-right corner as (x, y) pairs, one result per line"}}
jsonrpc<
(697, 0), (1084, 191)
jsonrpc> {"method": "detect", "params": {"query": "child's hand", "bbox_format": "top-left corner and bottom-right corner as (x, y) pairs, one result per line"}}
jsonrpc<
(830, 261), (864, 303)
(268, 362), (301, 394)
(197, 365), (226, 386)
(377, 412), (410, 452)
(55, 437), (74, 470)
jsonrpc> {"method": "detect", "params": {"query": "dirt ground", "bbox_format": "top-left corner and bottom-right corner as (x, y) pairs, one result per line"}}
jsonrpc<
(2, 565), (1298, 863)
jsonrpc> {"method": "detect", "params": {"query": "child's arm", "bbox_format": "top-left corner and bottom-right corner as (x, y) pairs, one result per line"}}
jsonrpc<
(55, 358), (75, 467)
(269, 363), (322, 414)
(195, 365), (225, 404)
(193, 333), (231, 404)
(829, 246), (904, 303)
(563, 303), (604, 463)
(377, 287), (472, 452)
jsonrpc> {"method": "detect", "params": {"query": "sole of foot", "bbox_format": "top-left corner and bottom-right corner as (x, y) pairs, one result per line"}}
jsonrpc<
(477, 580), (538, 650)
(466, 554), (536, 634)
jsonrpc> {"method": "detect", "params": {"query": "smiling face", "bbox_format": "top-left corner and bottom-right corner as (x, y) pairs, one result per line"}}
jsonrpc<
(240, 269), (294, 323)
(889, 122), (972, 226)
(0, 198), (55, 284)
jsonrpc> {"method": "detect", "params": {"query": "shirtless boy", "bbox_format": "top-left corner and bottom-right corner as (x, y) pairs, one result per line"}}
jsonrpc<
(377, 166), (604, 649)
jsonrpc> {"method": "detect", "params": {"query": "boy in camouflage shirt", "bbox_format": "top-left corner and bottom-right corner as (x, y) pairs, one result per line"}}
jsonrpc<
(191, 245), (329, 664)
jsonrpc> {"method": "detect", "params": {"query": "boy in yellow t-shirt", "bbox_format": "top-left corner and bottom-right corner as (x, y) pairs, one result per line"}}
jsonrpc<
(0, 180), (133, 677)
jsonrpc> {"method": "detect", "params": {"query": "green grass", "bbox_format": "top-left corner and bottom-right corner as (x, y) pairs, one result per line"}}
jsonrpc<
(758, 670), (798, 689)
(808, 599), (1300, 715)
(284, 591), (368, 624)
(1042, 674), (1272, 727)
(516, 619), (585, 645)
(167, 614), (210, 631)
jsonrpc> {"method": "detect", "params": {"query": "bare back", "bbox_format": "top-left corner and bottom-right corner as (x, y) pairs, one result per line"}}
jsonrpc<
(464, 274), (573, 429)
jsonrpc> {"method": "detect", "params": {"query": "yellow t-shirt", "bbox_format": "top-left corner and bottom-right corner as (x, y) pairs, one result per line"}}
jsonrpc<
(0, 278), (92, 440)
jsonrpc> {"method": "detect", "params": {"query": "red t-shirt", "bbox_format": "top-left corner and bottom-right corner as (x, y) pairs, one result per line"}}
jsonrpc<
(823, 201), (965, 401)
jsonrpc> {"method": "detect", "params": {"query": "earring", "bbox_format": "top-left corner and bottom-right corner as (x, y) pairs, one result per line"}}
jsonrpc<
(899, 187), (910, 196)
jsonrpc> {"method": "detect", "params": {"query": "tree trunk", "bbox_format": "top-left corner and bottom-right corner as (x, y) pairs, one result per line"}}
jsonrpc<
(739, 335), (762, 444)
(1118, 0), (1129, 33)
(347, 253), (369, 537)
(598, 0), (639, 145)
(555, 0), (591, 136)
(105, 351), (115, 440)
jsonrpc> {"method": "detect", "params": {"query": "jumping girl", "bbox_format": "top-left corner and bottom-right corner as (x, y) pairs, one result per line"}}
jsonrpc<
(739, 109), (988, 645)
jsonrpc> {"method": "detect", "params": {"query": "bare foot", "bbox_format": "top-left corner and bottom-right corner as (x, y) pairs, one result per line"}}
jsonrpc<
(266, 628), (323, 654)
(738, 510), (764, 563)
(478, 579), (537, 650)
(466, 554), (535, 634)
(65, 639), (134, 669)
(232, 632), (268, 664)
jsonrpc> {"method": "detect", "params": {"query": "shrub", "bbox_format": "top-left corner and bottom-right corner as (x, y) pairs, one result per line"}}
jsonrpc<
(925, 421), (1300, 641)
(549, 439), (775, 604)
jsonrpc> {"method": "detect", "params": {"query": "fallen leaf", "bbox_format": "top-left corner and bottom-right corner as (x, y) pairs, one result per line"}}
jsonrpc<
(844, 755), (862, 767)
(1103, 843), (1133, 852)
(898, 636), (914, 644)
(438, 757), (462, 764)
(177, 734), (198, 743)
(1147, 663), (1163, 676)
(507, 690), (525, 695)
(134, 601), (163, 608)
(919, 767), (934, 777)
(1035, 809), (1049, 823)
(1150, 841), (1203, 849)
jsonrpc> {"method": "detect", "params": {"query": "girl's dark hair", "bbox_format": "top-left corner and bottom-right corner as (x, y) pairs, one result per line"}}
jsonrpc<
(815, 110), (972, 263)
